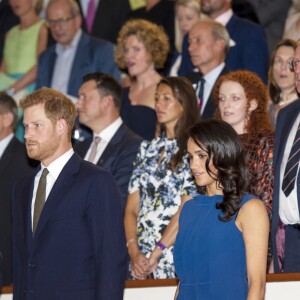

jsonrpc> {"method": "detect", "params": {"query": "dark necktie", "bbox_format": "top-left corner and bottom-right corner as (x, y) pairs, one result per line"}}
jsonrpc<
(196, 78), (205, 112)
(33, 168), (49, 235)
(282, 121), (300, 197)
(88, 136), (101, 162)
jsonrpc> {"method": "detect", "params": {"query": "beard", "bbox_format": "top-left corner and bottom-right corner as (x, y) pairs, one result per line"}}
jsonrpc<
(26, 133), (61, 162)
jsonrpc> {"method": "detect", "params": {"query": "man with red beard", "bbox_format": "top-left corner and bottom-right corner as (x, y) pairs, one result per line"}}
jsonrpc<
(12, 88), (127, 299)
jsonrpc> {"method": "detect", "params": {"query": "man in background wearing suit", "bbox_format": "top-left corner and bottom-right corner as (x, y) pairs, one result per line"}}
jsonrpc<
(271, 40), (300, 273)
(74, 72), (142, 208)
(186, 20), (230, 119)
(12, 88), (126, 299)
(0, 93), (36, 286)
(179, 0), (269, 83)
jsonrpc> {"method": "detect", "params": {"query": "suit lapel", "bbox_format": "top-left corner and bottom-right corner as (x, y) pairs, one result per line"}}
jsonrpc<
(32, 154), (81, 241)
(48, 49), (57, 87)
(96, 125), (125, 167)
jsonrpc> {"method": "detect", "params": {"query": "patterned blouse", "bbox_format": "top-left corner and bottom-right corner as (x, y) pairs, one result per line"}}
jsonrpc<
(240, 131), (274, 218)
(128, 136), (197, 279)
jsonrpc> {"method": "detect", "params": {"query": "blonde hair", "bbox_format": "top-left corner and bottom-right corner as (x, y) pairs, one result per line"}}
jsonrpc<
(115, 19), (169, 70)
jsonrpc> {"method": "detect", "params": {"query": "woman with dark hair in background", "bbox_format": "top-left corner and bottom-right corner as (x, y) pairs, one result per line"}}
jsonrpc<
(174, 119), (269, 299)
(268, 39), (298, 125)
(125, 77), (199, 279)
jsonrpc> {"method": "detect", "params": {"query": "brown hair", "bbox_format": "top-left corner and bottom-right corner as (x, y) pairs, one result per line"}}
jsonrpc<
(19, 88), (77, 139)
(115, 19), (169, 70)
(213, 70), (272, 133)
(0, 92), (18, 130)
(157, 76), (200, 171)
(268, 38), (297, 104)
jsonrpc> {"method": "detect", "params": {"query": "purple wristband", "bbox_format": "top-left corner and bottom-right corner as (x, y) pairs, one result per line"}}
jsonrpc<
(156, 241), (166, 251)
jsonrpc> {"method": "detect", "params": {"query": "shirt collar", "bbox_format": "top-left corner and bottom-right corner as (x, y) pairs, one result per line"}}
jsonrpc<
(215, 9), (233, 26)
(41, 148), (74, 180)
(0, 133), (14, 159)
(204, 62), (225, 86)
(95, 117), (123, 144)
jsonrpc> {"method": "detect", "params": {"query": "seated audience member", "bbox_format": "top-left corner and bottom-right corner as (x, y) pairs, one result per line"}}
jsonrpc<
(0, 0), (19, 62)
(74, 72), (142, 208)
(125, 77), (199, 280)
(169, 0), (203, 76)
(178, 0), (269, 83)
(115, 19), (169, 140)
(174, 119), (269, 300)
(186, 20), (230, 119)
(0, 92), (36, 286)
(268, 39), (298, 125)
(283, 0), (300, 41)
(245, 0), (290, 53)
(271, 43), (300, 273)
(0, 0), (47, 97)
(128, 0), (175, 73)
(214, 70), (274, 218)
(36, 0), (121, 142)
(76, 0), (131, 44)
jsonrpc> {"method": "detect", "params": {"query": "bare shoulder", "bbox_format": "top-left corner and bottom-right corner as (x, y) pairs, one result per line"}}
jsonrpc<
(236, 198), (269, 232)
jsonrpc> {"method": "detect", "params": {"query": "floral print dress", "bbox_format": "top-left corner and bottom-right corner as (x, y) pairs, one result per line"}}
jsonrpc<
(128, 136), (197, 279)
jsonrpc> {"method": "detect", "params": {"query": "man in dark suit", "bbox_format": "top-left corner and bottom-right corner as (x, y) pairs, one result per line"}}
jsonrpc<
(186, 20), (230, 119)
(271, 42), (300, 273)
(74, 73), (142, 208)
(76, 0), (131, 44)
(0, 93), (36, 286)
(179, 0), (269, 83)
(13, 88), (126, 299)
(36, 0), (120, 97)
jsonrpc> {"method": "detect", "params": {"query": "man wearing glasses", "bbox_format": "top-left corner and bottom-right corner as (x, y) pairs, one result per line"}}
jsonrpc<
(271, 40), (300, 273)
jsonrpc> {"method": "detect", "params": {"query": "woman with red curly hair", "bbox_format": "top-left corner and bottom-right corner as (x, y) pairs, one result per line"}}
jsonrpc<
(213, 70), (274, 218)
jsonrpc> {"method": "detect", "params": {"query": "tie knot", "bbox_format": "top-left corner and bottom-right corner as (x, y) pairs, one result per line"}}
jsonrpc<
(41, 168), (49, 178)
(94, 136), (101, 144)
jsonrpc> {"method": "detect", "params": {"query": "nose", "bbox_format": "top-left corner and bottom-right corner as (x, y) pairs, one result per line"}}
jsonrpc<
(24, 126), (33, 140)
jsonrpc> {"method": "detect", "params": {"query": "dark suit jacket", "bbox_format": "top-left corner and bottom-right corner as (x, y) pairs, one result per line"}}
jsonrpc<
(271, 100), (300, 272)
(12, 153), (127, 299)
(186, 66), (230, 119)
(0, 137), (36, 286)
(178, 14), (269, 83)
(74, 124), (142, 208)
(36, 32), (121, 97)
(77, 0), (131, 44)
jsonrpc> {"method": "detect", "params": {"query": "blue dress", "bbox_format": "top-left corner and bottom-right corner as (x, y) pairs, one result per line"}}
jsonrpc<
(121, 87), (157, 141)
(174, 193), (255, 299)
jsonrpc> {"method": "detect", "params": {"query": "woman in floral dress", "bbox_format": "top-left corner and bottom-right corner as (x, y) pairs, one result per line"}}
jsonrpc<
(125, 77), (199, 279)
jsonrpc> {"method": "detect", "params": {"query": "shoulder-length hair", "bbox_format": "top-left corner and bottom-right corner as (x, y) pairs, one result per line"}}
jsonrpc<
(213, 70), (272, 134)
(158, 76), (200, 171)
(115, 19), (169, 70)
(268, 38), (297, 104)
(189, 119), (249, 221)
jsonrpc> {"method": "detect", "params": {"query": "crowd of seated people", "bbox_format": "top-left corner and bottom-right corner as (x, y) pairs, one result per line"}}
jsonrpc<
(1, 0), (300, 295)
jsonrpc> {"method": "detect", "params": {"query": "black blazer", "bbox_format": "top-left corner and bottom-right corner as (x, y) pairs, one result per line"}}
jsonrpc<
(74, 124), (142, 208)
(0, 136), (36, 286)
(186, 66), (230, 119)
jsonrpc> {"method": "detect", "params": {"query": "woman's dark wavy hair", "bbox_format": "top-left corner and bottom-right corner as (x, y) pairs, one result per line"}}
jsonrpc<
(189, 119), (249, 222)
(158, 76), (200, 171)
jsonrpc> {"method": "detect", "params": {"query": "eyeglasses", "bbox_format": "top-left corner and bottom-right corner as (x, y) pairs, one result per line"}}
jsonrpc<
(288, 58), (300, 71)
(46, 16), (75, 28)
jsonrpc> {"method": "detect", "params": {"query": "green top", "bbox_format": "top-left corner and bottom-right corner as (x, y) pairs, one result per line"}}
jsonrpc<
(3, 19), (44, 74)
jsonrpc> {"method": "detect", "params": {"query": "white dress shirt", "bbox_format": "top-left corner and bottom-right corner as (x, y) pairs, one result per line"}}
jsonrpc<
(51, 30), (82, 94)
(31, 148), (74, 225)
(0, 133), (14, 159)
(279, 113), (300, 225)
(84, 117), (123, 164)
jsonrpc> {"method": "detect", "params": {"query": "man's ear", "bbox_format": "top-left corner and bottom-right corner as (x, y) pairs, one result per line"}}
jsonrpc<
(249, 99), (258, 112)
(56, 119), (68, 135)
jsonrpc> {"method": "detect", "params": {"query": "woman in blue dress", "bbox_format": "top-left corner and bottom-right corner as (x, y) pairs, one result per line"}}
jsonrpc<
(125, 77), (200, 279)
(174, 119), (269, 299)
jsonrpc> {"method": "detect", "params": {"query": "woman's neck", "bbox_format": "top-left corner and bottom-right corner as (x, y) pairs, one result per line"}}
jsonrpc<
(20, 11), (39, 29)
(146, 0), (160, 11)
(134, 69), (161, 90)
(280, 87), (298, 104)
